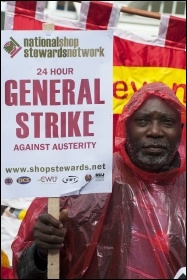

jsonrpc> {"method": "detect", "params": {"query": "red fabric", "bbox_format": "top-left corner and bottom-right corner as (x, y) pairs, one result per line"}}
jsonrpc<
(113, 36), (186, 68)
(1, 267), (13, 279)
(15, 1), (37, 18)
(13, 15), (78, 30)
(13, 15), (43, 30)
(86, 1), (112, 29)
(165, 16), (186, 48)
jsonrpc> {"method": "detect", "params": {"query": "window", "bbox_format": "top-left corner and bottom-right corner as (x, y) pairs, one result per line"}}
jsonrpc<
(57, 1), (76, 12)
(143, 1), (186, 16)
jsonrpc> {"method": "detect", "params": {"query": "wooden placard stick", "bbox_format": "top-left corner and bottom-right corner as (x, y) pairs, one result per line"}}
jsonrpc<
(47, 197), (60, 279)
(42, 22), (60, 280)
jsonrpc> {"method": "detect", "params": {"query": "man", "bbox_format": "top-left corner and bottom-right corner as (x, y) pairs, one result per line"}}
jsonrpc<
(12, 82), (186, 279)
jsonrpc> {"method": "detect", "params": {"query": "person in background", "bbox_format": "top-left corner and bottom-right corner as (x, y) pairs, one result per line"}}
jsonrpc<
(12, 82), (186, 279)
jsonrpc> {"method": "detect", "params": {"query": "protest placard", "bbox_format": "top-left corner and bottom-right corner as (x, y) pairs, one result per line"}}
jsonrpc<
(2, 29), (113, 199)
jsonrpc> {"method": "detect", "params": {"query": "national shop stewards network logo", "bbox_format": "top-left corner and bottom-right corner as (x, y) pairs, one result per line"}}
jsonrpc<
(3, 37), (22, 58)
(3, 35), (105, 58)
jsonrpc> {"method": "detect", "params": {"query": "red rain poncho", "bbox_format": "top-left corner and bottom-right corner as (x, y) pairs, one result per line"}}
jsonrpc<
(12, 82), (186, 279)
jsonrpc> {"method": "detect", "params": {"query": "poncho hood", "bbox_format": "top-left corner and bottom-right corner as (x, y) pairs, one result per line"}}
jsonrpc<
(115, 82), (186, 182)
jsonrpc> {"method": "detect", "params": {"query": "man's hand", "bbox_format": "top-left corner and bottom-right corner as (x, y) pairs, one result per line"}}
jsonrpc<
(34, 209), (68, 257)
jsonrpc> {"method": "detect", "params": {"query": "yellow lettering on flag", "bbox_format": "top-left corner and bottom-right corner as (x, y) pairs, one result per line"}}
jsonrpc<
(113, 66), (186, 114)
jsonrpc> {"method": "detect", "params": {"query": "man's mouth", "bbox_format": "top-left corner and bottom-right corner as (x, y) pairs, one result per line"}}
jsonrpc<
(142, 145), (167, 154)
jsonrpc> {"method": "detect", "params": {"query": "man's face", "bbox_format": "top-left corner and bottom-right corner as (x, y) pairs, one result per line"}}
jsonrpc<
(125, 97), (182, 173)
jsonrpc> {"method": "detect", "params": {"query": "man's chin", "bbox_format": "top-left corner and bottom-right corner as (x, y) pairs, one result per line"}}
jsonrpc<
(135, 155), (169, 173)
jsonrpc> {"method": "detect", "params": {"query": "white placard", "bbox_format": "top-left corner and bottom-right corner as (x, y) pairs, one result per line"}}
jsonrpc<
(1, 30), (113, 198)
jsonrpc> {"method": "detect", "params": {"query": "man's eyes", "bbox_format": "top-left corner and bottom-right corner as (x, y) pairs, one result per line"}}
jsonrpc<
(134, 118), (176, 127)
(161, 118), (176, 127)
(135, 118), (149, 125)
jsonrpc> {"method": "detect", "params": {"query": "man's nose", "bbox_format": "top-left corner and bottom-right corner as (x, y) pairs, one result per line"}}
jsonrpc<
(146, 121), (163, 137)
